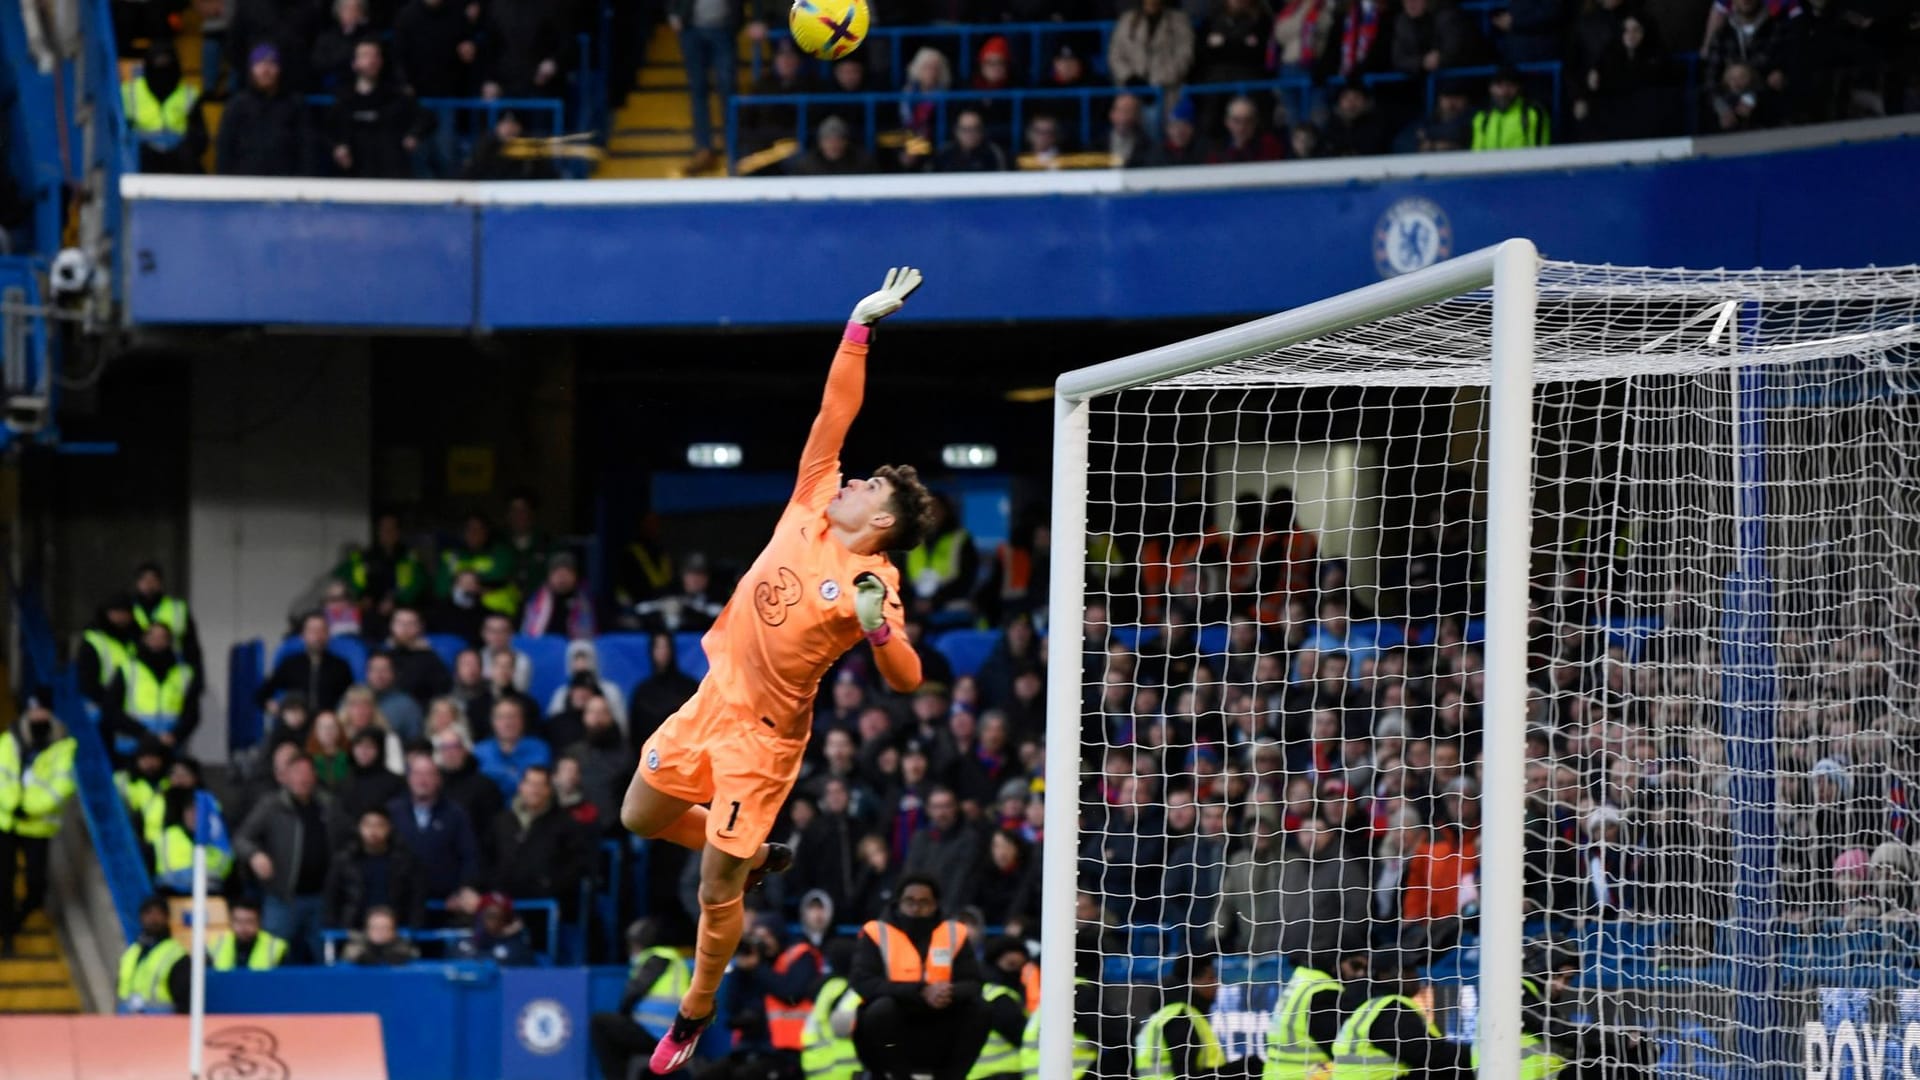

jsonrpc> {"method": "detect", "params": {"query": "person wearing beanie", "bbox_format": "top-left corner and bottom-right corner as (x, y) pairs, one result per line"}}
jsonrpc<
(792, 115), (877, 176)
(1160, 93), (1207, 166)
(1, 690), (77, 953)
(122, 43), (210, 175)
(78, 595), (139, 713)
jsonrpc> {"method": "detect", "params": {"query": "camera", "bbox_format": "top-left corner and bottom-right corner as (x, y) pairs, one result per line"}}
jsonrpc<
(49, 247), (95, 298)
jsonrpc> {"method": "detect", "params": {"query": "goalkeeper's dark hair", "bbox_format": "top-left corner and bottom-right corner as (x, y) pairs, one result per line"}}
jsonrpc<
(875, 464), (936, 552)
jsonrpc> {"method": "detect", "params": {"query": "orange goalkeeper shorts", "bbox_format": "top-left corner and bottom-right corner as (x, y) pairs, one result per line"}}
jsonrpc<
(637, 685), (807, 860)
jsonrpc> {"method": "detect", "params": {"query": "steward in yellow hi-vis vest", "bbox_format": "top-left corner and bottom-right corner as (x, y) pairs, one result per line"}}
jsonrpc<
(1328, 950), (1471, 1079)
(973, 936), (1037, 1080)
(589, 918), (694, 1080)
(1, 691), (78, 951)
(1134, 953), (1258, 1080)
(119, 897), (189, 1014)
(1264, 950), (1370, 1080)
(211, 900), (288, 971)
(1474, 938), (1658, 1080)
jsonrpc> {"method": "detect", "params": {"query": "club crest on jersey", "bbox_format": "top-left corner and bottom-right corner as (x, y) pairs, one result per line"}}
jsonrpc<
(646, 749), (659, 771)
(820, 580), (841, 601)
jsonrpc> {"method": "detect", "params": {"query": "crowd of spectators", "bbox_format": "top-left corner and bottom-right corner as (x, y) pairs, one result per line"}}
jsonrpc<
(85, 471), (1920, 1023)
(115, 0), (583, 177)
(728, 0), (1910, 174)
(99, 0), (1910, 182)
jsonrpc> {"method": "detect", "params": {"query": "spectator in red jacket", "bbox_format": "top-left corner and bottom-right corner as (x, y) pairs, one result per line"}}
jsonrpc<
(1403, 782), (1481, 937)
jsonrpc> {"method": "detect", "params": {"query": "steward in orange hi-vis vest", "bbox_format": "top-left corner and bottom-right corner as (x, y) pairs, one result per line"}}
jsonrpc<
(848, 875), (993, 1080)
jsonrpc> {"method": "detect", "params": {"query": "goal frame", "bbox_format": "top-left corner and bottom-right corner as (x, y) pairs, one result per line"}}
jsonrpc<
(1040, 237), (1540, 1080)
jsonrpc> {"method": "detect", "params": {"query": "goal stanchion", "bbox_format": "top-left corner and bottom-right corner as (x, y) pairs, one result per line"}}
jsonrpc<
(1044, 242), (1920, 1079)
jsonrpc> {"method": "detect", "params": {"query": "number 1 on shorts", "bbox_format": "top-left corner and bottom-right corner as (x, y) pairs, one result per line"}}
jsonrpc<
(725, 801), (741, 833)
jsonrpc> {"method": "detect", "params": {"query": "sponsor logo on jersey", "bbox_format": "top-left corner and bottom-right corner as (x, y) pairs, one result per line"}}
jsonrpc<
(646, 749), (659, 771)
(820, 580), (841, 601)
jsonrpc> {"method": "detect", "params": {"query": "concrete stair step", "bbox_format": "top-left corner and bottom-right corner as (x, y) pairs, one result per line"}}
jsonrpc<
(0, 985), (83, 1013)
(0, 958), (70, 984)
(610, 131), (697, 154)
(0, 922), (81, 1014)
(4, 933), (59, 958)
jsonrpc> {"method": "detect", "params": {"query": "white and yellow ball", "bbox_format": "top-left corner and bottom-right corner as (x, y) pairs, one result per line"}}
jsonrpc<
(788, 0), (870, 60)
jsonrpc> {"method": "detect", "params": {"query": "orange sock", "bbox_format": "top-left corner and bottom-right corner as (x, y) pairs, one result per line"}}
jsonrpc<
(654, 806), (709, 851)
(683, 892), (744, 1019)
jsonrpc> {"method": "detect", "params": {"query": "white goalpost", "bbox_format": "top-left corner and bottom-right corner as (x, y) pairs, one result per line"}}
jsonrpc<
(1042, 239), (1920, 1079)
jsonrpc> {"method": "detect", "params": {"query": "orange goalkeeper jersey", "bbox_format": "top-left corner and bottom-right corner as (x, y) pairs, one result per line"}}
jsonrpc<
(697, 334), (921, 738)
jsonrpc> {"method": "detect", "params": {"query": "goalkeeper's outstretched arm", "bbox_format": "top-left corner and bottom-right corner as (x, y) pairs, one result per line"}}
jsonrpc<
(792, 267), (924, 509)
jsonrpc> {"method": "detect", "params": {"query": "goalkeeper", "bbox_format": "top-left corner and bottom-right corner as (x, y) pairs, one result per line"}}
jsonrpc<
(620, 268), (934, 1074)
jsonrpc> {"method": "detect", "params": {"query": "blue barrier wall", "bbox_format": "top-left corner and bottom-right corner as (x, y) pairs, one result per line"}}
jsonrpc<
(123, 124), (1920, 330)
(207, 964), (723, 1080)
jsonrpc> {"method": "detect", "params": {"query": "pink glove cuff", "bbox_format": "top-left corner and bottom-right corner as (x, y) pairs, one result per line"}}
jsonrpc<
(865, 624), (893, 647)
(844, 321), (872, 345)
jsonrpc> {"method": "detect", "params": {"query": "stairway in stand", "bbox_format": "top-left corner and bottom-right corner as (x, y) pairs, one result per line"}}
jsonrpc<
(0, 904), (82, 1013)
(597, 26), (755, 180)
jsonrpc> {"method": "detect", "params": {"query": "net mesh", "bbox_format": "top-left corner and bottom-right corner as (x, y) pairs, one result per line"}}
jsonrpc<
(1066, 259), (1920, 1079)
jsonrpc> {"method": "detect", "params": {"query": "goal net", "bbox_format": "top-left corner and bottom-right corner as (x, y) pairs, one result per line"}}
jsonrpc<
(1039, 240), (1920, 1080)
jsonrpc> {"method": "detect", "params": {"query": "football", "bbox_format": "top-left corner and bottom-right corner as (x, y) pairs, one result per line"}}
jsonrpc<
(788, 0), (869, 60)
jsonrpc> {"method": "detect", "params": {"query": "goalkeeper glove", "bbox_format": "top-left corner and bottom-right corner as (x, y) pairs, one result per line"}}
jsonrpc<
(850, 267), (925, 325)
(853, 572), (891, 643)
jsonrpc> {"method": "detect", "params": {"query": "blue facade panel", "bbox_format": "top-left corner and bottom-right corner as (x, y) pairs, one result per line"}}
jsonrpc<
(127, 201), (476, 327)
(125, 137), (1920, 330)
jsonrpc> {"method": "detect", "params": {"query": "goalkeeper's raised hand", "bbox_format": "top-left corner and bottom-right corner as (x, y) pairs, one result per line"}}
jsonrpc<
(850, 267), (924, 325)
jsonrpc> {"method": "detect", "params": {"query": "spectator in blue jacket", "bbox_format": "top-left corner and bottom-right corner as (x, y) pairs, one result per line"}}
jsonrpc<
(474, 697), (551, 797)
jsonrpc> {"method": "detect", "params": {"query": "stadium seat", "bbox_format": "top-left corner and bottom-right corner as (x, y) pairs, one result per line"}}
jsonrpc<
(674, 633), (710, 680)
(594, 633), (655, 696)
(425, 633), (469, 671)
(270, 634), (369, 683)
(1110, 626), (1162, 651)
(1601, 614), (1663, 660)
(517, 635), (573, 708)
(932, 629), (998, 680)
(1367, 620), (1409, 650)
(1196, 624), (1230, 655)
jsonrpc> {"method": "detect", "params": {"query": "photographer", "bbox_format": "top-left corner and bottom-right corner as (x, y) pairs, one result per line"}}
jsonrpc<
(711, 915), (816, 1078)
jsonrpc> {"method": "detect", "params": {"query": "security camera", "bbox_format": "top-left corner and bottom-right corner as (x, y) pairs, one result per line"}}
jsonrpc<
(50, 247), (94, 297)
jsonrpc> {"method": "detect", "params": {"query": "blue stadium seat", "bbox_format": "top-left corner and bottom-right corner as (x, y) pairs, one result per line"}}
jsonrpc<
(1110, 626), (1162, 651)
(1196, 625), (1230, 655)
(425, 633), (469, 671)
(1601, 614), (1663, 660)
(270, 634), (368, 683)
(933, 630), (999, 680)
(594, 633), (654, 696)
(674, 633), (710, 680)
(517, 635), (572, 709)
(1367, 620), (1408, 650)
